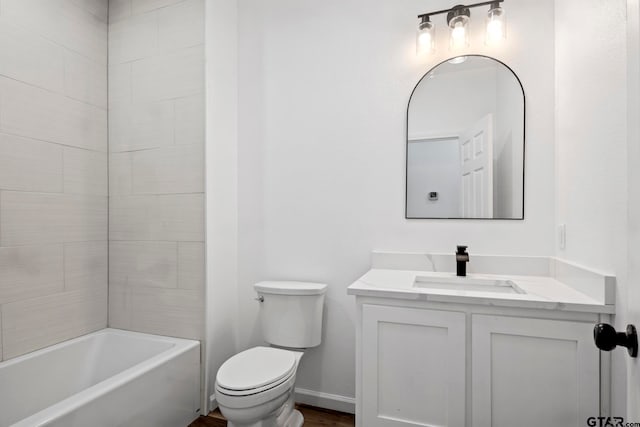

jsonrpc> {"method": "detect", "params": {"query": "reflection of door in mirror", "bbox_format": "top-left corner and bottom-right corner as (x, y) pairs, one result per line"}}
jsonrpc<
(460, 114), (493, 218)
(406, 55), (525, 220)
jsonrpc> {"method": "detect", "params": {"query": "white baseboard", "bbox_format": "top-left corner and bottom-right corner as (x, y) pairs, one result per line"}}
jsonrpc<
(294, 388), (356, 414)
(209, 394), (218, 412)
(211, 388), (355, 415)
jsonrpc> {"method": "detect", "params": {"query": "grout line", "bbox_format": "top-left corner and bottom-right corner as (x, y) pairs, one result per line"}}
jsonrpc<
(0, 191), (2, 246)
(107, 0), (111, 329)
(62, 242), (67, 291)
(61, 145), (66, 194)
(0, 73), (108, 111)
(110, 42), (205, 68)
(0, 129), (108, 153)
(0, 305), (4, 362)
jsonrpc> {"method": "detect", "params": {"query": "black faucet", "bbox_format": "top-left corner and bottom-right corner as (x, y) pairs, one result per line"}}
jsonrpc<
(456, 245), (469, 277)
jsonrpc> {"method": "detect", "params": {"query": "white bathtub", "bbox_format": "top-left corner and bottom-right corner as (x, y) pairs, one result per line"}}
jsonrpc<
(0, 329), (201, 427)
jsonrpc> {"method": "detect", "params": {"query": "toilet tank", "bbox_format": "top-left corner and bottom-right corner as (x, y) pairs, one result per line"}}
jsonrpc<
(254, 281), (328, 348)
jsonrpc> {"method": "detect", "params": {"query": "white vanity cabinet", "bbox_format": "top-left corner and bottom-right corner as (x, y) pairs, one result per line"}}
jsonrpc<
(355, 300), (606, 427)
(471, 314), (599, 427)
(361, 305), (466, 427)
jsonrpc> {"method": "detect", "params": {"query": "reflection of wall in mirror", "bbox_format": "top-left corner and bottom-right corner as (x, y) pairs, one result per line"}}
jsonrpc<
(494, 66), (524, 218)
(408, 67), (496, 140)
(407, 137), (461, 217)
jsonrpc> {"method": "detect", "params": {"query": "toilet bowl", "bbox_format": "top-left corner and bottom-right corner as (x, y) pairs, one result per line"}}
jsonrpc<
(215, 347), (303, 427)
(214, 281), (327, 427)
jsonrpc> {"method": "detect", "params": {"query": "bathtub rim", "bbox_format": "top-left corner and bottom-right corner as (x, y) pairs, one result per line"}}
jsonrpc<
(3, 328), (200, 427)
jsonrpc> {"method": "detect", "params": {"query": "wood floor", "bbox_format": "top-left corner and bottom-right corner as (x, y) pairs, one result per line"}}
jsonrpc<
(188, 404), (355, 427)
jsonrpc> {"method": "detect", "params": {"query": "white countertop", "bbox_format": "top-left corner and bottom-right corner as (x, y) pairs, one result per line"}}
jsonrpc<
(347, 269), (615, 314)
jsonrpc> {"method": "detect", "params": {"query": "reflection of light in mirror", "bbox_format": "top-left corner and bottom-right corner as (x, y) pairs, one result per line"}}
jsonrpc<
(448, 56), (467, 65)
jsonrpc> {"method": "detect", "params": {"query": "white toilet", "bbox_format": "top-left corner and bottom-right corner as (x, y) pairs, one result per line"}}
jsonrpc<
(215, 281), (328, 427)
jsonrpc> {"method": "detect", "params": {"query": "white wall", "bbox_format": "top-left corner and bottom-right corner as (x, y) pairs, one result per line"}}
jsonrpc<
(554, 0), (629, 416)
(495, 65), (524, 218)
(236, 0), (556, 401)
(204, 0), (239, 412)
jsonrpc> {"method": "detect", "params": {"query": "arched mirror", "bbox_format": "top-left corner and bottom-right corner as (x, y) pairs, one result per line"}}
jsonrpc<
(406, 55), (525, 219)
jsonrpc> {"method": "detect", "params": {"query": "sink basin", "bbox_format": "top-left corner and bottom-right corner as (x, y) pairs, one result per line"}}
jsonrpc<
(413, 275), (526, 294)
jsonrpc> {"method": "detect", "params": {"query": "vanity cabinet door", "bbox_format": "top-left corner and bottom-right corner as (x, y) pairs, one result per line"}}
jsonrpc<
(362, 305), (466, 427)
(471, 315), (599, 427)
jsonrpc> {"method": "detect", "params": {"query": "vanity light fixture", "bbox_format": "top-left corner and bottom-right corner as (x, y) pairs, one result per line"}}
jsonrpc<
(416, 15), (436, 55)
(485, 2), (506, 44)
(417, 0), (506, 55)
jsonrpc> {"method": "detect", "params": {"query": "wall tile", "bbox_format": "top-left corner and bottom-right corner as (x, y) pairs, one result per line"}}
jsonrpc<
(0, 133), (63, 193)
(0, 191), (107, 246)
(0, 0), (108, 362)
(108, 63), (132, 107)
(1, 0), (107, 65)
(174, 94), (204, 146)
(0, 77), (108, 151)
(110, 241), (177, 288)
(70, 0), (109, 23)
(132, 144), (203, 194)
(64, 48), (108, 108)
(108, 0), (205, 342)
(109, 11), (158, 64)
(158, 0), (204, 52)
(1, 287), (107, 359)
(130, 286), (203, 340)
(109, 152), (133, 195)
(109, 194), (204, 241)
(109, 0), (132, 23)
(131, 45), (204, 103)
(0, 17), (65, 93)
(63, 147), (108, 196)
(178, 242), (204, 290)
(108, 284), (132, 329)
(109, 99), (174, 152)
(0, 245), (64, 304)
(131, 0), (184, 16)
(64, 241), (107, 290)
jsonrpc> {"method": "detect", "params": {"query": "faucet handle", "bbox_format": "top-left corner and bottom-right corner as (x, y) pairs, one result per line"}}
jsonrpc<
(456, 245), (468, 253)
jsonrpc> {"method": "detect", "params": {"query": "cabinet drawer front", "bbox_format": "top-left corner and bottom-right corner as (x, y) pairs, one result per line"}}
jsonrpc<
(471, 315), (599, 427)
(362, 305), (466, 427)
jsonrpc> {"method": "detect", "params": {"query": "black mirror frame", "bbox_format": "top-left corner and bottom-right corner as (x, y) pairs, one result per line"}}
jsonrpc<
(405, 54), (526, 220)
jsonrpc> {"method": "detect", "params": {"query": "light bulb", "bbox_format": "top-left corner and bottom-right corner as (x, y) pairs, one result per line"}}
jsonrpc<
(416, 17), (435, 55)
(486, 4), (506, 45)
(447, 8), (470, 51)
(451, 23), (466, 47)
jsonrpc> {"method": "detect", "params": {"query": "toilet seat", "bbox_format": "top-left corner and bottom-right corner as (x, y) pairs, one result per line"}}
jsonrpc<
(216, 347), (297, 392)
(216, 367), (295, 397)
(215, 347), (302, 409)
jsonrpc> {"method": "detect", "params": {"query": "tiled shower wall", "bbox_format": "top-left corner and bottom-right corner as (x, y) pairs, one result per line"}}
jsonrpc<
(107, 0), (205, 339)
(0, 1), (109, 360)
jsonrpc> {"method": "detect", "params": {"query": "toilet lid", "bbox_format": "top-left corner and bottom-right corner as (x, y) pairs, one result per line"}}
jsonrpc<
(216, 347), (297, 391)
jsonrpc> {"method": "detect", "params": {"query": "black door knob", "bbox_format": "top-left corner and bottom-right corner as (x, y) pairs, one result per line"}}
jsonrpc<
(593, 323), (638, 358)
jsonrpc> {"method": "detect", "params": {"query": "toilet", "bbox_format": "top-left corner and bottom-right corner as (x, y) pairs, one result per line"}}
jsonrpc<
(215, 281), (328, 427)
